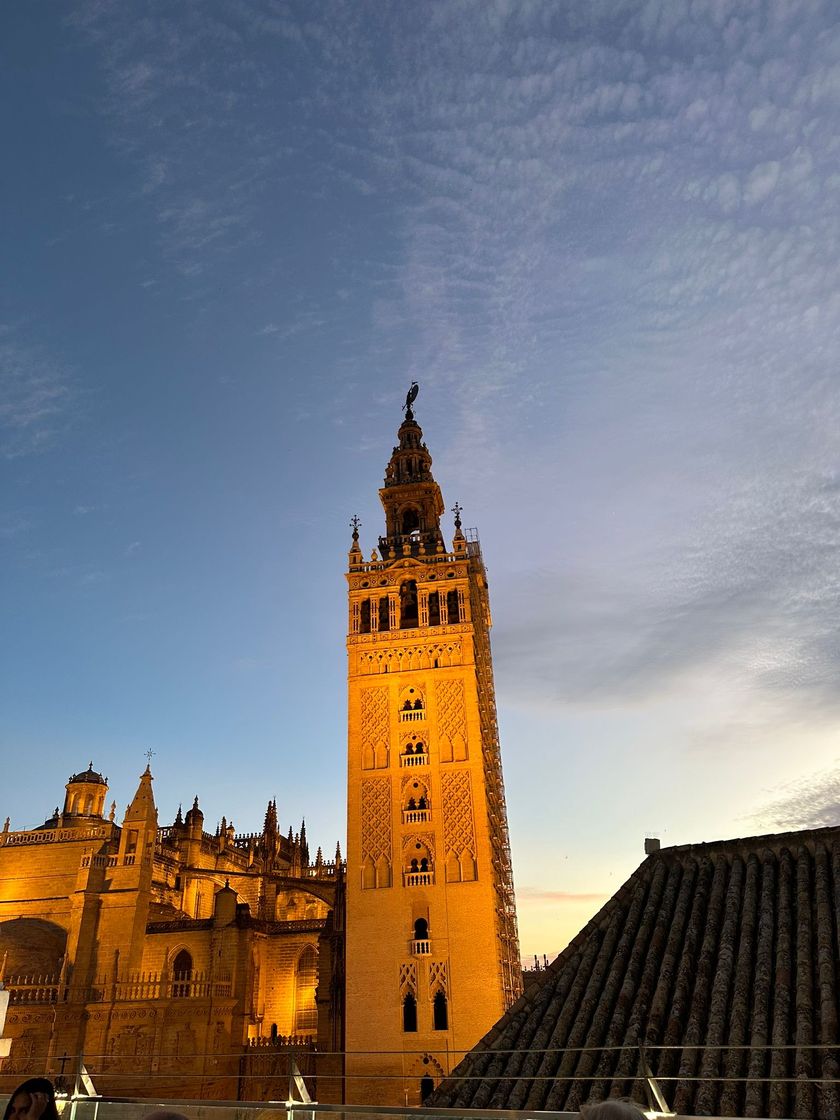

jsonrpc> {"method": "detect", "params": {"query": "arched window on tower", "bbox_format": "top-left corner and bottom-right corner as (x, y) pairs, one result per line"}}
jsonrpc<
(400, 581), (418, 628)
(413, 917), (429, 942)
(403, 993), (418, 1032)
(378, 596), (390, 631)
(447, 589), (459, 624)
(360, 599), (371, 634)
(428, 591), (440, 626)
(433, 990), (448, 1031)
(401, 507), (420, 535)
(172, 949), (193, 997)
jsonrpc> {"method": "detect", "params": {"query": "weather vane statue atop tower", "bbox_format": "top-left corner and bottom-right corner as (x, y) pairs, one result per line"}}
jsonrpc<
(403, 381), (419, 420)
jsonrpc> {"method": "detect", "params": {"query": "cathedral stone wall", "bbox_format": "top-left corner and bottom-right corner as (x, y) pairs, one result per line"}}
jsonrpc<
(0, 768), (344, 1102)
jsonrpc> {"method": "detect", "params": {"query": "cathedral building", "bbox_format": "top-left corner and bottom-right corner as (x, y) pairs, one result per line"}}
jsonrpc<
(344, 392), (522, 1104)
(0, 392), (521, 1105)
(0, 764), (344, 1100)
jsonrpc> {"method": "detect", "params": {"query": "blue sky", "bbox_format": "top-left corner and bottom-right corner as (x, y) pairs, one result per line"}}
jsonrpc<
(3, 0), (840, 957)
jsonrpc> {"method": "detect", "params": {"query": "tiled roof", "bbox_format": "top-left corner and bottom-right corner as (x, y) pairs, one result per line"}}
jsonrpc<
(431, 826), (840, 1118)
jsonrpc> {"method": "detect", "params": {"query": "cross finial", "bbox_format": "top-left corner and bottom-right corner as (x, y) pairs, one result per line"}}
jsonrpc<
(144, 748), (155, 766)
(452, 501), (463, 529)
(350, 514), (361, 541)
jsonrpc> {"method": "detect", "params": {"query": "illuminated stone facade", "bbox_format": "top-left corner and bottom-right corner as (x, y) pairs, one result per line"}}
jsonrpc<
(0, 765), (344, 1100)
(0, 398), (521, 1105)
(344, 401), (522, 1104)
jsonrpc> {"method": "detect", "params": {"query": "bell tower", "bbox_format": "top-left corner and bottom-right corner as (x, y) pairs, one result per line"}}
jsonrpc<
(344, 387), (522, 1105)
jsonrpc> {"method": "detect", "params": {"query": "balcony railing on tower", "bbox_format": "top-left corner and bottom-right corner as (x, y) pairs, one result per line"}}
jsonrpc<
(404, 869), (434, 887)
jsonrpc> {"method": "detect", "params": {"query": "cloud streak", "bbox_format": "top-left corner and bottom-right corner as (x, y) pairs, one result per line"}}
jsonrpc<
(0, 327), (74, 459)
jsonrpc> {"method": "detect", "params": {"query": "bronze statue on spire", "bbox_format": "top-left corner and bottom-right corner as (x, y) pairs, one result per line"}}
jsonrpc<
(403, 381), (419, 420)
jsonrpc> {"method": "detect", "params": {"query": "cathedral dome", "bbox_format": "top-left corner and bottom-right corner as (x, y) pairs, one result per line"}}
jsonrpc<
(68, 762), (107, 786)
(63, 762), (109, 818)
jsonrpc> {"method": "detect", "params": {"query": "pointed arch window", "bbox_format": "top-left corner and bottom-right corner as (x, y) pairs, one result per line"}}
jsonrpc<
(433, 990), (448, 1031)
(172, 949), (193, 997)
(403, 992), (418, 1032)
(294, 946), (318, 1033)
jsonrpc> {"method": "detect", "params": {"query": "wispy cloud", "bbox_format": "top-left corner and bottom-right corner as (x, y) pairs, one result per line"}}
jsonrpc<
(0, 326), (74, 458)
(749, 761), (840, 831)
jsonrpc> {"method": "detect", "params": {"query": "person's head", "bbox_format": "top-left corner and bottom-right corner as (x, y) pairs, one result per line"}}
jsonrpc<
(4, 1079), (59, 1120)
(580, 1100), (648, 1120)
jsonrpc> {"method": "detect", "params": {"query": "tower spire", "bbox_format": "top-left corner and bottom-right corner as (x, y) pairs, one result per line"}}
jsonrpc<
(379, 384), (444, 558)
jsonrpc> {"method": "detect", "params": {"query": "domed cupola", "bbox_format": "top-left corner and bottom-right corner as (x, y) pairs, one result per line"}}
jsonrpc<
(63, 762), (108, 818)
(184, 796), (204, 836)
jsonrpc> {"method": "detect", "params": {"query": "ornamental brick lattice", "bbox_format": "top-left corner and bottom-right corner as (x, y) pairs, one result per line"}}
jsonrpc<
(428, 961), (448, 996)
(360, 778), (392, 862)
(435, 679), (467, 761)
(399, 962), (417, 997)
(441, 770), (476, 859)
(360, 687), (389, 769)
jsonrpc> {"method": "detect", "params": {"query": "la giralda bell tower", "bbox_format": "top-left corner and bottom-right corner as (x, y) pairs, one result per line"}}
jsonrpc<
(345, 387), (522, 1105)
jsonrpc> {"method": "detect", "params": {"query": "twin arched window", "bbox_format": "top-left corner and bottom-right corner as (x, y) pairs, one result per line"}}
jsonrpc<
(402, 987), (448, 1032)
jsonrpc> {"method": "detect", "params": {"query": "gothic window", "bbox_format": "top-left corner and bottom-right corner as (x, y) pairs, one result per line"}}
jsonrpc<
(378, 596), (390, 631)
(172, 949), (192, 997)
(403, 993), (418, 1032)
(294, 946), (318, 1033)
(362, 857), (376, 890)
(360, 599), (371, 634)
(433, 990), (448, 1031)
(400, 580), (418, 628)
(428, 591), (440, 626)
(447, 589), (459, 624)
(420, 1074), (435, 1102)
